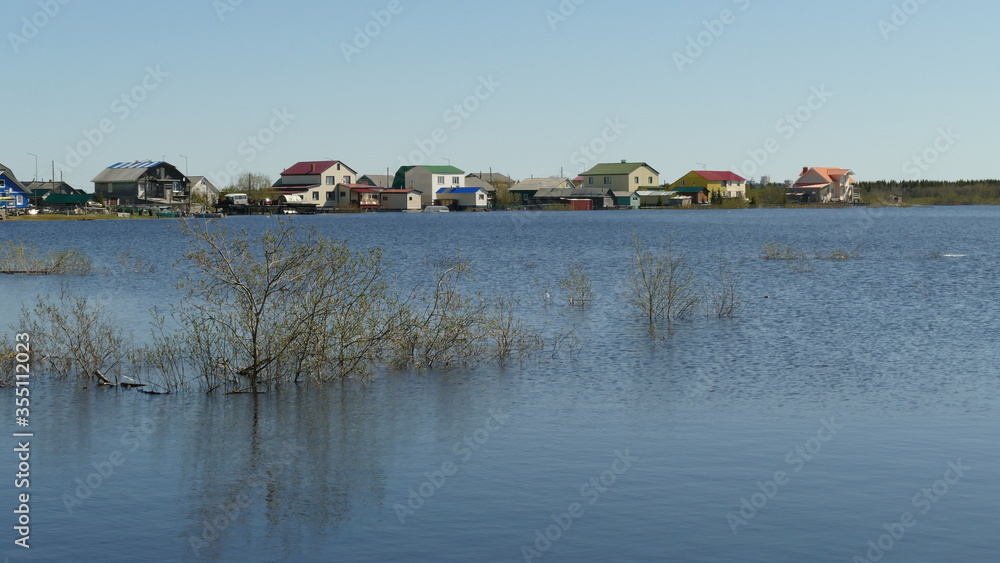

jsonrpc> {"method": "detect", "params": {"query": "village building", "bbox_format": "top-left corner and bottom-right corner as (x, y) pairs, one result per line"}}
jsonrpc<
(188, 176), (220, 207)
(0, 163), (30, 210)
(92, 160), (189, 207)
(392, 165), (465, 206)
(435, 187), (488, 210)
(509, 177), (576, 203)
(379, 189), (422, 211)
(790, 167), (858, 203)
(669, 170), (748, 200)
(275, 160), (358, 208)
(580, 161), (660, 193)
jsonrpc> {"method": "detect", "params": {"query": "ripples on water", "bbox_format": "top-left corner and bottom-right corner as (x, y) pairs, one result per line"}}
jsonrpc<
(1, 207), (998, 561)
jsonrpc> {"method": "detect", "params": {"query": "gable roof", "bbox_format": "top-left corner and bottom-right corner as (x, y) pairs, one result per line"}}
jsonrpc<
(0, 169), (28, 193)
(281, 160), (356, 176)
(581, 162), (660, 176)
(534, 187), (614, 199)
(359, 174), (394, 188)
(463, 176), (496, 192)
(466, 172), (514, 186)
(694, 171), (747, 182)
(511, 177), (575, 192)
(794, 167), (855, 187)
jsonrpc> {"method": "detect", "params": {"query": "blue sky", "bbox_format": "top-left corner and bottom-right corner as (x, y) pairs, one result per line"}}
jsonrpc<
(3, 0), (995, 189)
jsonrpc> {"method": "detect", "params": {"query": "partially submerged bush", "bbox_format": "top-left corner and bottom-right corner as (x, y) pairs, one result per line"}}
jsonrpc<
(0, 243), (94, 275)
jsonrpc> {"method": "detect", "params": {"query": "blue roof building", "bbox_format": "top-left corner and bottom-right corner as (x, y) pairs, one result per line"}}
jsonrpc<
(0, 163), (30, 210)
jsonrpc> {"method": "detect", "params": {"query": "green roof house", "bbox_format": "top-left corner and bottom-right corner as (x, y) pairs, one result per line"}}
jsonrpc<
(580, 161), (660, 193)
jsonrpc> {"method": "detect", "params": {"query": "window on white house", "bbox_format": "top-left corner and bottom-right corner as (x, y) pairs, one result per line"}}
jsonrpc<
(478, 194), (484, 200)
(326, 177), (335, 185)
(343, 176), (350, 183)
(327, 191), (334, 200)
(313, 192), (319, 201)
(634, 176), (639, 184)
(452, 177), (459, 185)
(336, 163), (341, 170)
(437, 176), (445, 184)
(648, 177), (653, 184)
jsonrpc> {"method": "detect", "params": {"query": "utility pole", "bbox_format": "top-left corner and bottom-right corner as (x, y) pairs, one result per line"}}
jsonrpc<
(179, 155), (189, 176)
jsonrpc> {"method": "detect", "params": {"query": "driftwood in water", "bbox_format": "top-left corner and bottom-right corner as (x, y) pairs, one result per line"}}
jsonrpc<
(93, 370), (114, 386)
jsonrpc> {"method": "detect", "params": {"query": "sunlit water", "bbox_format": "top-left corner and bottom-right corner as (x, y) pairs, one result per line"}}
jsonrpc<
(1, 207), (998, 562)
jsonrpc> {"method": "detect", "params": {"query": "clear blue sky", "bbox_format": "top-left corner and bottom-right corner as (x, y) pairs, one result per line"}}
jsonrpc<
(4, 0), (995, 189)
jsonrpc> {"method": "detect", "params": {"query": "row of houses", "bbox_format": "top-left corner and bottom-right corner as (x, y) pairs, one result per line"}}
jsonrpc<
(0, 157), (859, 212)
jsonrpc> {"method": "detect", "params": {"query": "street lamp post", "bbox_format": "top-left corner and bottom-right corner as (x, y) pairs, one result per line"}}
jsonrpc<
(27, 153), (37, 181)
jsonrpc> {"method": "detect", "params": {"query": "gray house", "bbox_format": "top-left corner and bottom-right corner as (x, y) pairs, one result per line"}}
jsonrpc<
(92, 160), (189, 207)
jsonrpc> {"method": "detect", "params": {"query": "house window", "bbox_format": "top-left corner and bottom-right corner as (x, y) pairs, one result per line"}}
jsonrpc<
(452, 176), (459, 185)
(478, 194), (485, 200)
(634, 176), (639, 184)
(343, 176), (350, 183)
(437, 176), (445, 184)
(326, 176), (335, 185)
(336, 163), (341, 170)
(408, 196), (413, 201)
(382, 196), (388, 201)
(313, 192), (319, 201)
(326, 191), (334, 200)
(340, 191), (346, 198)
(604, 177), (612, 184)
(0, 180), (5, 188)
(16, 195), (23, 206)
(588, 177), (593, 184)
(648, 177), (653, 184)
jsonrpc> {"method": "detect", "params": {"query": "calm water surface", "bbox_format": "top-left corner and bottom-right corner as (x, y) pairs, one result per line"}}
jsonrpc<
(1, 207), (998, 562)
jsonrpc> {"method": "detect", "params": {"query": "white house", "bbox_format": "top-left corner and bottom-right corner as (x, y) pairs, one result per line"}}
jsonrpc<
(435, 186), (488, 210)
(392, 165), (465, 206)
(276, 160), (358, 207)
